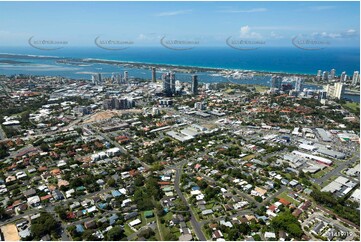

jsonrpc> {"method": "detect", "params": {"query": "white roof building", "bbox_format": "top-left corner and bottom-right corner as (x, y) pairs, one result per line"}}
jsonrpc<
(350, 189), (360, 203)
(129, 219), (141, 227)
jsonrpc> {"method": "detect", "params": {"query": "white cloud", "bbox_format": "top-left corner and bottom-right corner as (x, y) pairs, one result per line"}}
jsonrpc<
(219, 8), (267, 13)
(311, 29), (359, 39)
(343, 29), (358, 37)
(270, 31), (284, 39)
(137, 33), (161, 41)
(155, 9), (192, 17)
(239, 25), (262, 39)
(253, 26), (300, 31)
(312, 32), (340, 38)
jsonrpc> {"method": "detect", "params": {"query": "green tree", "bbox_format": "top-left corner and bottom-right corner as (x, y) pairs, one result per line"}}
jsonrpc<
(30, 212), (60, 239)
(0, 206), (8, 220)
(271, 211), (303, 238)
(138, 228), (155, 239)
(254, 196), (263, 203)
(40, 143), (50, 152)
(54, 206), (67, 220)
(107, 178), (116, 188)
(106, 226), (124, 241)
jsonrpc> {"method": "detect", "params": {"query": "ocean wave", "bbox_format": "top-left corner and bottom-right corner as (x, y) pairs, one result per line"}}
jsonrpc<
(0, 63), (80, 71)
(0, 53), (61, 59)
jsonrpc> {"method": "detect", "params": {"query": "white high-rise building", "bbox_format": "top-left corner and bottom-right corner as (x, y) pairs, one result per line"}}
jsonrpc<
(316, 70), (322, 81)
(295, 78), (303, 92)
(123, 71), (128, 83)
(333, 82), (345, 99)
(352, 71), (360, 86)
(111, 73), (116, 83)
(91, 74), (98, 85)
(325, 82), (344, 99)
(340, 71), (347, 82)
(322, 71), (328, 81)
(330, 69), (336, 79)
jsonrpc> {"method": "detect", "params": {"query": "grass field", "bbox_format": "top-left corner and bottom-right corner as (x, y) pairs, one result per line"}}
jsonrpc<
(123, 224), (135, 237)
(342, 102), (360, 114)
(201, 227), (212, 240)
(162, 211), (173, 221)
(277, 191), (300, 206)
(243, 154), (256, 161)
(254, 85), (269, 92)
(312, 166), (334, 179)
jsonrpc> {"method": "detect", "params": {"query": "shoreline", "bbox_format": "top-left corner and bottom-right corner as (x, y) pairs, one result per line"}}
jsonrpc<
(1, 53), (360, 97)
(1, 52), (317, 77)
(62, 57), (318, 77)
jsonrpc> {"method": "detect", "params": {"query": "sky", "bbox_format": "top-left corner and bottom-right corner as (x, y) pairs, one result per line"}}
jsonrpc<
(0, 1), (359, 48)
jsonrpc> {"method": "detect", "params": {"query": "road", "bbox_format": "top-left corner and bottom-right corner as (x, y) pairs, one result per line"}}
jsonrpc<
(0, 187), (115, 240)
(155, 210), (164, 240)
(174, 161), (206, 241)
(197, 170), (293, 210)
(197, 172), (262, 208)
(315, 153), (360, 186)
(303, 211), (358, 241)
(91, 125), (151, 170)
(315, 205), (360, 230)
(199, 209), (252, 226)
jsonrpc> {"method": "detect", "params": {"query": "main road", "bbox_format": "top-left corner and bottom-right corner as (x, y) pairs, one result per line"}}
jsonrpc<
(315, 153), (360, 186)
(174, 161), (206, 241)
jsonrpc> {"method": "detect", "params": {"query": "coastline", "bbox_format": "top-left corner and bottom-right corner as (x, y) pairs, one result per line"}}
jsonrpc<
(61, 57), (318, 77)
(0, 53), (359, 98)
(1, 52), (317, 77)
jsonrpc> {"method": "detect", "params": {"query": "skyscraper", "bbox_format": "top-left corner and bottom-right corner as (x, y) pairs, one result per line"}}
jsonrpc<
(333, 82), (345, 99)
(294, 78), (303, 92)
(123, 71), (128, 83)
(325, 82), (344, 99)
(111, 73), (116, 83)
(98, 73), (102, 83)
(271, 75), (282, 89)
(322, 71), (328, 81)
(340, 71), (347, 82)
(330, 69), (336, 79)
(91, 74), (98, 85)
(352, 71), (360, 86)
(151, 67), (156, 82)
(170, 72), (176, 94)
(117, 74), (122, 84)
(316, 70), (322, 81)
(191, 75), (198, 95)
(162, 72), (171, 96)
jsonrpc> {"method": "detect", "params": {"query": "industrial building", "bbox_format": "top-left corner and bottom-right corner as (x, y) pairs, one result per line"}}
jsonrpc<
(315, 128), (332, 142)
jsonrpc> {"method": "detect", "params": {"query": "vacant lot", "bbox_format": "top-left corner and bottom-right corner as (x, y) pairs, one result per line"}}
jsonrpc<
(1, 224), (20, 241)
